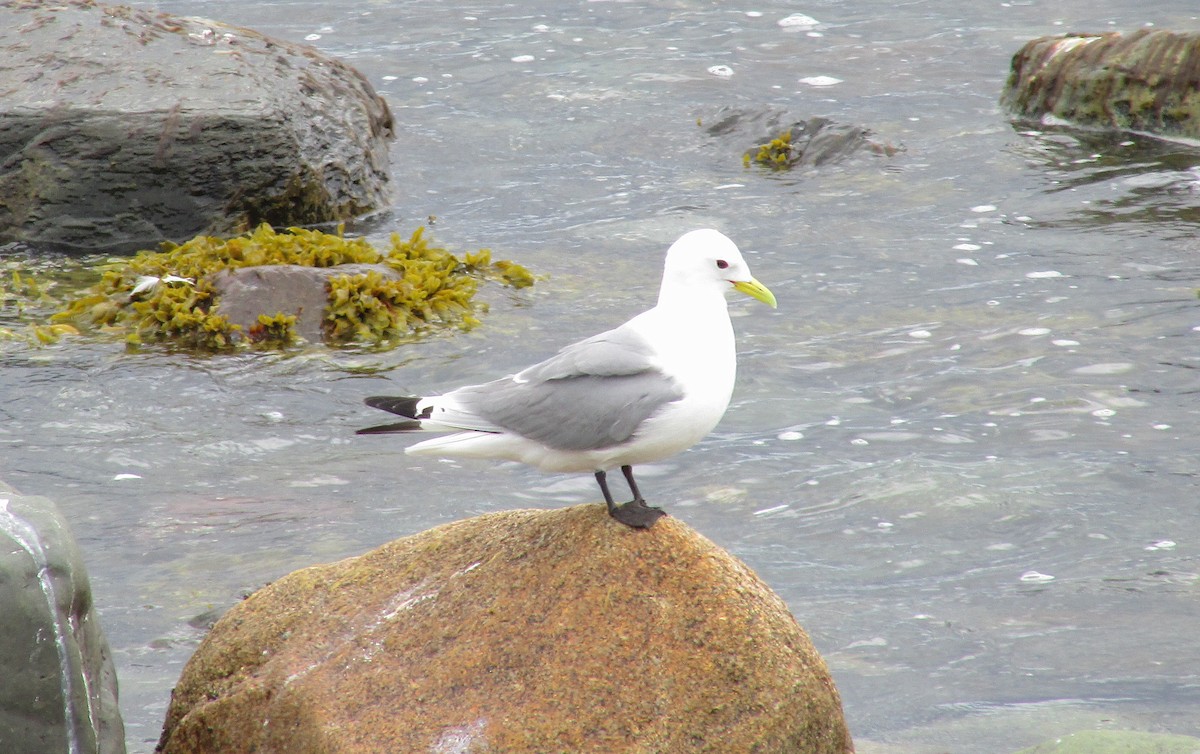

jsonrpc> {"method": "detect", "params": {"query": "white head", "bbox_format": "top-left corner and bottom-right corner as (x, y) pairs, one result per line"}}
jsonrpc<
(658, 229), (777, 309)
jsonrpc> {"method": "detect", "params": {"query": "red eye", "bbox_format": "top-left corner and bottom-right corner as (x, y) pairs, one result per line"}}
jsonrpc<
(716, 259), (729, 269)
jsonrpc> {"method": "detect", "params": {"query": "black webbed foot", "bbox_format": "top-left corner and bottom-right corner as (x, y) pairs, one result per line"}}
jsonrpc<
(595, 467), (667, 529)
(607, 498), (667, 529)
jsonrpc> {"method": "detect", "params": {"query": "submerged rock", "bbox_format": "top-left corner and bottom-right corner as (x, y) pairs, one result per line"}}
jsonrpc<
(0, 0), (393, 252)
(157, 505), (853, 754)
(1002, 30), (1200, 139)
(0, 481), (124, 754)
(701, 107), (900, 171)
(745, 117), (878, 169)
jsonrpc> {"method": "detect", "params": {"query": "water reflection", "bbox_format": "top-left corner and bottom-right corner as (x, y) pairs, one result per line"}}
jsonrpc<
(1010, 126), (1200, 234)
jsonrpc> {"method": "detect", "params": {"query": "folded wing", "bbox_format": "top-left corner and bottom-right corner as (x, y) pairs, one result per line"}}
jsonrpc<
(364, 325), (684, 451)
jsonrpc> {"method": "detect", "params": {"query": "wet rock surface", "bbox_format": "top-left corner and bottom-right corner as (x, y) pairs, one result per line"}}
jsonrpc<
(0, 480), (124, 754)
(1003, 30), (1200, 139)
(702, 106), (898, 170)
(0, 0), (394, 253)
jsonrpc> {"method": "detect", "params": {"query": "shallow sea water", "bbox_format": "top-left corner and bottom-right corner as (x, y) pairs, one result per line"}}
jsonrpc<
(4, 1), (1200, 752)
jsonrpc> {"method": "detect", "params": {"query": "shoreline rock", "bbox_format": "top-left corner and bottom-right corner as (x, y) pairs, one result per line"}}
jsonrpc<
(158, 505), (854, 754)
(0, 480), (124, 754)
(0, 0), (394, 253)
(1003, 29), (1200, 140)
(207, 263), (404, 342)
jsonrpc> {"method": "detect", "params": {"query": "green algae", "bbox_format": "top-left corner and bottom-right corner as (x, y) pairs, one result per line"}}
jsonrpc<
(3, 271), (47, 312)
(19, 224), (533, 350)
(0, 269), (78, 344)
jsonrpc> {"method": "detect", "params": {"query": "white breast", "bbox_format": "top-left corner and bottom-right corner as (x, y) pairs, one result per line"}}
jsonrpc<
(609, 294), (738, 464)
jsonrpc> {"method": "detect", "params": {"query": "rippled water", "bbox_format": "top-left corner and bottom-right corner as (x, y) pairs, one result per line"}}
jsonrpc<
(4, 1), (1200, 752)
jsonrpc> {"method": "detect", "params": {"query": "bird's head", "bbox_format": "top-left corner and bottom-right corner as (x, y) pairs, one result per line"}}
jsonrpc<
(661, 229), (777, 309)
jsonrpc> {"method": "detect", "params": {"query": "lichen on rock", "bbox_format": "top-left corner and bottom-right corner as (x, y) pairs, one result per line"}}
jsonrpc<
(157, 505), (854, 754)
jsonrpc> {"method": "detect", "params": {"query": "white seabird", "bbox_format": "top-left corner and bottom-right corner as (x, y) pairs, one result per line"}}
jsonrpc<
(358, 229), (777, 528)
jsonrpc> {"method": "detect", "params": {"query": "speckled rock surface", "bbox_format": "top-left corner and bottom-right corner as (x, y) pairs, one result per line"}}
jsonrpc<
(1002, 29), (1200, 138)
(157, 505), (853, 754)
(0, 0), (393, 252)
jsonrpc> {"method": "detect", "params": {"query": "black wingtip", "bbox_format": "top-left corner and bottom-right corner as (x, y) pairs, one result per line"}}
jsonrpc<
(356, 420), (424, 435)
(363, 395), (426, 419)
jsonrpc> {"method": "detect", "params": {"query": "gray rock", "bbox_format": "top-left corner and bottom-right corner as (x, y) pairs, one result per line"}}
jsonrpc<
(797, 117), (875, 166)
(702, 106), (899, 168)
(0, 480), (124, 754)
(208, 263), (402, 342)
(0, 0), (394, 253)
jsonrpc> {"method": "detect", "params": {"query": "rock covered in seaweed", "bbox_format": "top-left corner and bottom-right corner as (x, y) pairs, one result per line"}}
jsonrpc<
(157, 505), (853, 754)
(45, 225), (532, 349)
(700, 107), (900, 171)
(1002, 29), (1200, 139)
(208, 263), (402, 343)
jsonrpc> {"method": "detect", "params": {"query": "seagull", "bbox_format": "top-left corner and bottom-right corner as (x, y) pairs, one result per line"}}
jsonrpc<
(357, 229), (776, 528)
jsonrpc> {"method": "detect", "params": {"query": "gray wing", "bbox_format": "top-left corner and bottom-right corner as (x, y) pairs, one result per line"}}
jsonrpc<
(513, 326), (662, 381)
(446, 326), (684, 451)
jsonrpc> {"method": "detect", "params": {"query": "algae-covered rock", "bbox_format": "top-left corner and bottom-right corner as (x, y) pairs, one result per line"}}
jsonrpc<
(1015, 729), (1200, 754)
(699, 107), (898, 171)
(742, 117), (878, 170)
(157, 505), (853, 754)
(1003, 30), (1200, 139)
(42, 224), (531, 349)
(208, 263), (401, 342)
(0, 0), (393, 252)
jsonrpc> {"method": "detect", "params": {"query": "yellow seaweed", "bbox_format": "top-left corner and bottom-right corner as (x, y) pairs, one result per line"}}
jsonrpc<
(35, 224), (533, 351)
(746, 130), (796, 170)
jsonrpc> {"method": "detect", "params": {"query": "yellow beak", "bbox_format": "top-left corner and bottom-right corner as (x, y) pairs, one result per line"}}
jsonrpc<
(732, 278), (777, 309)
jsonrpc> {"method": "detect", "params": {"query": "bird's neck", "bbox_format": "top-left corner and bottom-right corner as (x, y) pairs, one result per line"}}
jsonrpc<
(639, 286), (735, 355)
(632, 291), (736, 396)
(655, 280), (729, 312)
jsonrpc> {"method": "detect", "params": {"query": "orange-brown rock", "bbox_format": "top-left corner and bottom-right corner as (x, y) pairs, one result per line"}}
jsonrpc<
(157, 505), (853, 754)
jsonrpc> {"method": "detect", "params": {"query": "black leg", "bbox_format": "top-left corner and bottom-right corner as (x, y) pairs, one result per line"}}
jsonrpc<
(595, 465), (666, 529)
(596, 470), (618, 513)
(621, 465), (644, 502)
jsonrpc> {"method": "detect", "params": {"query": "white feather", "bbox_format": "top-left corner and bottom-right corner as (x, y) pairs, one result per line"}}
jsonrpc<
(395, 228), (773, 474)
